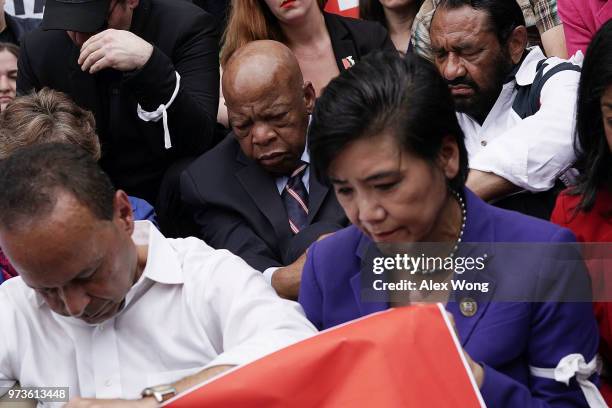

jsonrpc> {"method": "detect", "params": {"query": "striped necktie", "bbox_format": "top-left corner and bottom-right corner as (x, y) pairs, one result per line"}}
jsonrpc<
(282, 163), (309, 234)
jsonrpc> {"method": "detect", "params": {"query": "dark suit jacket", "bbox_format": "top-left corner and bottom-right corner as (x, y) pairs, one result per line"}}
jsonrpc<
(16, 0), (220, 204)
(324, 12), (395, 71)
(299, 188), (599, 407)
(191, 0), (229, 36)
(181, 135), (349, 271)
(4, 13), (39, 45)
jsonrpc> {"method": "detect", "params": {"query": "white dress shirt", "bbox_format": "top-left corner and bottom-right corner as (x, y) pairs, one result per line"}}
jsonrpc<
(0, 221), (316, 406)
(458, 47), (581, 192)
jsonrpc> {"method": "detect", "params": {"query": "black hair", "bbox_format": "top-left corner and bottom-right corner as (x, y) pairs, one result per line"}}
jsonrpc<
(570, 20), (612, 213)
(436, 0), (526, 45)
(359, 0), (424, 30)
(0, 143), (116, 231)
(309, 51), (468, 192)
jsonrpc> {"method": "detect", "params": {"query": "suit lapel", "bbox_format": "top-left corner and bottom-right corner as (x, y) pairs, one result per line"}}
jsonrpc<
(447, 266), (496, 347)
(324, 12), (358, 72)
(447, 189), (498, 346)
(351, 232), (388, 315)
(235, 151), (292, 242)
(307, 172), (330, 224)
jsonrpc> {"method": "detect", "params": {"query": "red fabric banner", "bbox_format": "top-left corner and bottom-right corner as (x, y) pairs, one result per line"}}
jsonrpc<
(167, 304), (484, 408)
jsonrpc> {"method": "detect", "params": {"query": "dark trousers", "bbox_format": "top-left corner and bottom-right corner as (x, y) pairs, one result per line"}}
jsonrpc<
(493, 181), (565, 220)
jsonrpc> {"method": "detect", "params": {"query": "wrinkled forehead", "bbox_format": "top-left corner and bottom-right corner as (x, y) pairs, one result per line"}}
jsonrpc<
(431, 6), (495, 46)
(225, 79), (300, 118)
(225, 67), (296, 101)
(228, 93), (297, 117)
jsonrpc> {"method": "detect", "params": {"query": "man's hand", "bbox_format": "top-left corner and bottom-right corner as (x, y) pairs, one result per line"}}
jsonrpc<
(78, 29), (154, 74)
(272, 252), (307, 300)
(272, 232), (334, 300)
(64, 396), (157, 408)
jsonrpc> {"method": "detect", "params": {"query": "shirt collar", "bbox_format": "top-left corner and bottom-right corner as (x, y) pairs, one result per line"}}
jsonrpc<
(300, 143), (310, 165)
(134, 221), (183, 285)
(513, 46), (547, 87)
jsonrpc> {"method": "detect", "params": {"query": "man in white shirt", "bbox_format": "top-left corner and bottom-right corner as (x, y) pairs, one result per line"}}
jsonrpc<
(0, 143), (317, 407)
(429, 0), (580, 218)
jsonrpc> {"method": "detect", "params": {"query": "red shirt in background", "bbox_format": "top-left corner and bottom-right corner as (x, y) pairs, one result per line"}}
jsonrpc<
(551, 187), (612, 403)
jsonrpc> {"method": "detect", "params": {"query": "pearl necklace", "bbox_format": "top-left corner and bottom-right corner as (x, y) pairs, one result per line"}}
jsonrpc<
(414, 189), (467, 275)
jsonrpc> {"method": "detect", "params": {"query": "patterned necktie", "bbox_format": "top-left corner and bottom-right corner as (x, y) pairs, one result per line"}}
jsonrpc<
(282, 163), (309, 234)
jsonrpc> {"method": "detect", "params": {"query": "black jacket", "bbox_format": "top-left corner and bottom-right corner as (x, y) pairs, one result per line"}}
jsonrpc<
(4, 13), (40, 45)
(323, 12), (395, 70)
(17, 0), (220, 204)
(191, 0), (229, 36)
(181, 135), (349, 271)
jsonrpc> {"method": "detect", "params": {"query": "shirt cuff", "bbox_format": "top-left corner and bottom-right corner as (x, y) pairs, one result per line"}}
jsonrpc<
(263, 267), (280, 286)
(137, 71), (181, 149)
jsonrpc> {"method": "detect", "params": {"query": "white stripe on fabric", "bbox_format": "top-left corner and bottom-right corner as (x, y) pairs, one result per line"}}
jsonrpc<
(530, 354), (607, 408)
(288, 219), (299, 234)
(137, 71), (181, 149)
(286, 186), (309, 214)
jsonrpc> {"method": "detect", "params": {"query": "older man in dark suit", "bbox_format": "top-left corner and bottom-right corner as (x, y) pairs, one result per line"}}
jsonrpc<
(182, 40), (348, 300)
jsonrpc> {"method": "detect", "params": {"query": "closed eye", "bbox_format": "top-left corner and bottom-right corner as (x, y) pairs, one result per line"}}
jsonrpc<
(374, 182), (398, 191)
(336, 187), (354, 196)
(432, 47), (448, 59)
(461, 50), (480, 58)
(36, 287), (58, 296)
(269, 112), (288, 122)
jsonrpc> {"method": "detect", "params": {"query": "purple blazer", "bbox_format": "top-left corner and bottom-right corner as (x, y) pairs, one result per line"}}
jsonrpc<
(299, 189), (599, 407)
(558, 0), (612, 56)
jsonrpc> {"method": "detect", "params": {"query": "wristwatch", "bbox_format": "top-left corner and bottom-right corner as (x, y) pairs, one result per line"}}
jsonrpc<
(141, 384), (178, 403)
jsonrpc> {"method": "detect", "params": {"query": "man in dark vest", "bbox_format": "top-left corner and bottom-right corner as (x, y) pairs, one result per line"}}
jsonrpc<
(430, 0), (581, 219)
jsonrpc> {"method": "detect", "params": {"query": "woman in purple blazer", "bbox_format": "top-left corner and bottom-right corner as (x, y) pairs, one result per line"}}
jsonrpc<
(299, 52), (602, 407)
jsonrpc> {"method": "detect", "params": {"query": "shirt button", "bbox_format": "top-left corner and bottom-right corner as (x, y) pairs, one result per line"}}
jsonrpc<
(105, 379), (112, 387)
(481, 140), (487, 147)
